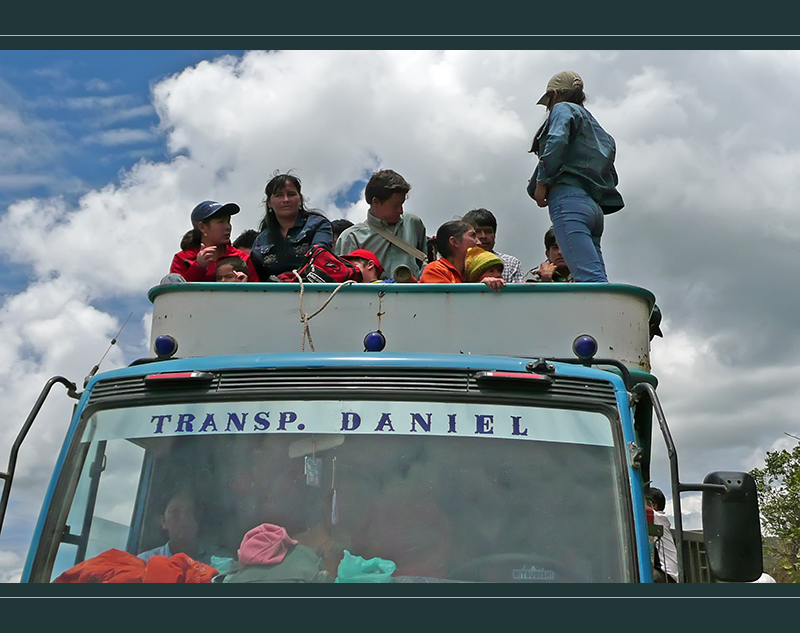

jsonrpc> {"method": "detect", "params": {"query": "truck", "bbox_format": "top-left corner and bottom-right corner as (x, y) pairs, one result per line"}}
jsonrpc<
(0, 280), (764, 583)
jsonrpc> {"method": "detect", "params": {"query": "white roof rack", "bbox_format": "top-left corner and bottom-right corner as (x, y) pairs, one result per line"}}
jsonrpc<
(148, 283), (656, 372)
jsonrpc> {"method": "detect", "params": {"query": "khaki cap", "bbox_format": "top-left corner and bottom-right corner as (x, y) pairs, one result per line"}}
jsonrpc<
(536, 70), (584, 106)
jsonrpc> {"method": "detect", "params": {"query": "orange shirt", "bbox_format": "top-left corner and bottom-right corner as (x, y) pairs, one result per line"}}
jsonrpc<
(420, 257), (464, 283)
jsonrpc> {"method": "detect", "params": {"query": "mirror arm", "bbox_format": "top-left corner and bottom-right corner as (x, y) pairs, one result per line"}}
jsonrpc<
(678, 483), (727, 494)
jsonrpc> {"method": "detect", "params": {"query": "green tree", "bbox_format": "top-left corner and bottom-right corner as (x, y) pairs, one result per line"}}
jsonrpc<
(750, 443), (800, 583)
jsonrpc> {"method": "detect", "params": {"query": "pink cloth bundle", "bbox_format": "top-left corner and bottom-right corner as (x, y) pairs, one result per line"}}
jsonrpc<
(238, 523), (298, 566)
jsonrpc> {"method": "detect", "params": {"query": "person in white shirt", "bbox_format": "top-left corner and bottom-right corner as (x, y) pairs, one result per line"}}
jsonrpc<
(646, 486), (678, 582)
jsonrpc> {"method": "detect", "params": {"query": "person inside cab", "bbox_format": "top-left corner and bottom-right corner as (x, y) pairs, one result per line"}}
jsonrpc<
(138, 489), (210, 564)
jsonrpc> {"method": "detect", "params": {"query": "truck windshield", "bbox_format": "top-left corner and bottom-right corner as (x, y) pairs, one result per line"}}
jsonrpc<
(48, 398), (632, 583)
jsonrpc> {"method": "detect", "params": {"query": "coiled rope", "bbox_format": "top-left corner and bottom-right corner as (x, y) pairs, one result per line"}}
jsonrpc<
(294, 271), (357, 352)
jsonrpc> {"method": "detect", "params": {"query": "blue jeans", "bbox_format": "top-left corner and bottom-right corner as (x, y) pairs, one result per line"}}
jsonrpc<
(547, 185), (608, 282)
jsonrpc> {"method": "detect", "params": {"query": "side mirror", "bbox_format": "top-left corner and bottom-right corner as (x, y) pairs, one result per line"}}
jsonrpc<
(702, 471), (763, 582)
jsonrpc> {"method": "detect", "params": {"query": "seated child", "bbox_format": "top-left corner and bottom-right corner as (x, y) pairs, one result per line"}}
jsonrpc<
(464, 247), (505, 290)
(215, 256), (249, 282)
(340, 249), (385, 283)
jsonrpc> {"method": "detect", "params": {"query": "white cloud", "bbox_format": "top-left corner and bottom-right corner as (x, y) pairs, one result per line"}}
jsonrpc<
(84, 78), (121, 93)
(0, 174), (64, 190)
(0, 101), (62, 171)
(0, 550), (22, 583)
(83, 127), (156, 146)
(101, 104), (156, 126)
(0, 279), (132, 574)
(62, 95), (135, 110)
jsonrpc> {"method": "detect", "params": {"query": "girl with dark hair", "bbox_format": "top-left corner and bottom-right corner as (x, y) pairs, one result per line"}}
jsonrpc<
(527, 71), (624, 283)
(420, 220), (504, 290)
(250, 172), (333, 280)
(170, 200), (258, 282)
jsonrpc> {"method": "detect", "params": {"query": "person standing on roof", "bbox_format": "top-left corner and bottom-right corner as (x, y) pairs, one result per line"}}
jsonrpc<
(250, 172), (333, 281)
(334, 169), (428, 281)
(170, 200), (258, 282)
(527, 70), (624, 283)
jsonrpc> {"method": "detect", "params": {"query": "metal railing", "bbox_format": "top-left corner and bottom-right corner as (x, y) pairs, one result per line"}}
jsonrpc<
(680, 530), (716, 583)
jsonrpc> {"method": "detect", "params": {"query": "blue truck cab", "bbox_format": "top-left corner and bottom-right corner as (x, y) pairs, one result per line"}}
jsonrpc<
(3, 281), (762, 583)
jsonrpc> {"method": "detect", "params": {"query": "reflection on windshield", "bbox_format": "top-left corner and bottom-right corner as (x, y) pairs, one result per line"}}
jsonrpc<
(52, 410), (629, 583)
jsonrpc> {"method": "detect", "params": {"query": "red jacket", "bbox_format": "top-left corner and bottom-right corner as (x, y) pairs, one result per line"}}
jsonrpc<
(420, 257), (464, 283)
(53, 548), (218, 583)
(170, 244), (259, 282)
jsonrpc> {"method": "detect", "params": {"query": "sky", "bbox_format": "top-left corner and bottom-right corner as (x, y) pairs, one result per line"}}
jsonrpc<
(1, 48), (799, 583)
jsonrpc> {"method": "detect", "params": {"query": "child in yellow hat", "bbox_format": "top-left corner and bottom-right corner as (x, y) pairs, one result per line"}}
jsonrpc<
(465, 247), (505, 286)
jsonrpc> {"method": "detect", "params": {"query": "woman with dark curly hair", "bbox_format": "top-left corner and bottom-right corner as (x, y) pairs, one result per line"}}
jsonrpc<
(249, 172), (333, 281)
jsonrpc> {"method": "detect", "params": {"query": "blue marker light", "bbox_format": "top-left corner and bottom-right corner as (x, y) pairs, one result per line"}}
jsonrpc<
(154, 334), (179, 358)
(364, 331), (386, 352)
(572, 334), (598, 360)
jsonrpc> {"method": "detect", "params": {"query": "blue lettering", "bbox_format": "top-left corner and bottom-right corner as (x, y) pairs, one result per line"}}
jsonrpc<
(199, 413), (218, 433)
(475, 414), (494, 435)
(253, 411), (270, 431)
(150, 414), (171, 434)
(410, 412), (432, 433)
(226, 412), (248, 432)
(447, 413), (457, 434)
(278, 411), (297, 431)
(341, 412), (361, 431)
(375, 413), (395, 432)
(511, 415), (528, 437)
(177, 413), (195, 433)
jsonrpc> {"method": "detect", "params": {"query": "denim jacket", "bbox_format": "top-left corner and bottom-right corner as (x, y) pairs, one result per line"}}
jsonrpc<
(528, 102), (624, 214)
(250, 210), (333, 280)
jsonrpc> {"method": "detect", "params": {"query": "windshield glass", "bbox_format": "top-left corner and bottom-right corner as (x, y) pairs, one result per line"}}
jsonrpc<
(48, 399), (631, 583)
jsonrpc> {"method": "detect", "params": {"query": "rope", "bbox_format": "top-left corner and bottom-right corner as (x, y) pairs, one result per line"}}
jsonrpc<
(295, 271), (357, 352)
